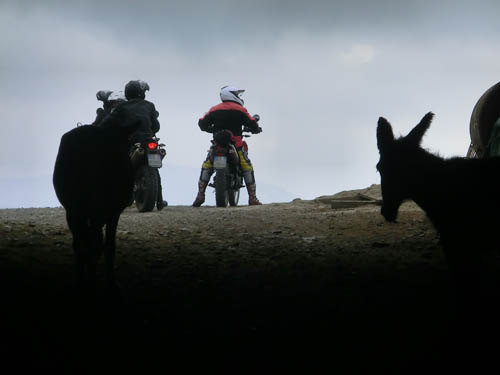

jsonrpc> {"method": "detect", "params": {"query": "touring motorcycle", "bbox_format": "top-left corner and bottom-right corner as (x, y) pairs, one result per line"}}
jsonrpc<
(130, 136), (166, 212)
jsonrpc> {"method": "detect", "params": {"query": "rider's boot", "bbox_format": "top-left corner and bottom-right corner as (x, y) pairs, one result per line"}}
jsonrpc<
(156, 193), (168, 210)
(156, 170), (168, 210)
(246, 183), (262, 206)
(192, 180), (208, 207)
(242, 171), (262, 206)
(128, 184), (137, 207)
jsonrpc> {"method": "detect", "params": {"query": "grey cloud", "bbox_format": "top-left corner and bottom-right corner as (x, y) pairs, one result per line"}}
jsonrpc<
(2, 0), (499, 78)
(5, 1), (500, 48)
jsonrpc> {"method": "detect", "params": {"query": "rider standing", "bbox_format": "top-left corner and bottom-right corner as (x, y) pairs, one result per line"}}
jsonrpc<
(192, 85), (262, 207)
(99, 80), (167, 210)
(121, 80), (160, 143)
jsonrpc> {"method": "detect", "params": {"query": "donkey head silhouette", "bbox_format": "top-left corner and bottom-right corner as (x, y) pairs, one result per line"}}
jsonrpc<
(376, 112), (435, 222)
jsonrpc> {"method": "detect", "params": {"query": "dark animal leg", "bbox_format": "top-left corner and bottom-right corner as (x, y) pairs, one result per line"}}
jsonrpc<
(73, 239), (86, 290)
(443, 245), (482, 320)
(446, 245), (491, 369)
(66, 210), (89, 290)
(85, 221), (104, 295)
(104, 213), (121, 295)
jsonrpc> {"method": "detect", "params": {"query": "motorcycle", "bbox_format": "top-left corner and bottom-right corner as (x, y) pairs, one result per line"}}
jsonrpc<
(130, 136), (166, 212)
(209, 115), (261, 207)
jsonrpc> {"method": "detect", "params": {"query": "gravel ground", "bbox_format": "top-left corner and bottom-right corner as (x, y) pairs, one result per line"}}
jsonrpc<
(1, 186), (500, 373)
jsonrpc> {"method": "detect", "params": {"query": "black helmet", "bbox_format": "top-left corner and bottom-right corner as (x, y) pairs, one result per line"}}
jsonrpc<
(125, 80), (150, 100)
(96, 90), (112, 102)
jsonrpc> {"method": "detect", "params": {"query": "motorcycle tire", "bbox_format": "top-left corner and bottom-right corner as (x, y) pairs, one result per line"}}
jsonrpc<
(215, 168), (229, 207)
(228, 189), (240, 206)
(228, 175), (242, 207)
(135, 166), (159, 212)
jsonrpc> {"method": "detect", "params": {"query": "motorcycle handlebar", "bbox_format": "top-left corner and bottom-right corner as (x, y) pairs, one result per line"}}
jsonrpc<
(243, 126), (262, 134)
(206, 126), (261, 135)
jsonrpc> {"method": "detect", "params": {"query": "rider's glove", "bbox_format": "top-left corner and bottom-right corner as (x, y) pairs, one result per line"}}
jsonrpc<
(253, 126), (263, 134)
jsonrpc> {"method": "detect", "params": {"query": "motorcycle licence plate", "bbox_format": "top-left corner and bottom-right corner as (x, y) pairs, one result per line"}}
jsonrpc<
(213, 156), (227, 169)
(147, 153), (162, 168)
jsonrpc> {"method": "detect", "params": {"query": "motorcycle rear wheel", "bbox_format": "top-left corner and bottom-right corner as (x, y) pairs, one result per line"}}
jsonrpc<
(215, 168), (229, 207)
(228, 189), (240, 206)
(228, 175), (241, 206)
(135, 166), (159, 212)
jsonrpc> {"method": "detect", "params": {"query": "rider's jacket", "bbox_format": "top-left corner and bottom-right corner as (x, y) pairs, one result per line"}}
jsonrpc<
(99, 98), (160, 143)
(199, 101), (259, 147)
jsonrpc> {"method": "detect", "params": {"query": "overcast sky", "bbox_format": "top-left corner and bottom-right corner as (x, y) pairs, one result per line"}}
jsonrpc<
(1, 0), (500, 207)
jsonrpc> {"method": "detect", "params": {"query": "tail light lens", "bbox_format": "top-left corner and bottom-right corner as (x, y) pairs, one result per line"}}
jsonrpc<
(147, 142), (158, 150)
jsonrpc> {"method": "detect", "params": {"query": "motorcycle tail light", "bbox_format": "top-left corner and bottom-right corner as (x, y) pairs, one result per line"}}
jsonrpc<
(147, 142), (158, 150)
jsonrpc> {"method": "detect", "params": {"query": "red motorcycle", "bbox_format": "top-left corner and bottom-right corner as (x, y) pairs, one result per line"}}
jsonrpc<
(209, 115), (260, 207)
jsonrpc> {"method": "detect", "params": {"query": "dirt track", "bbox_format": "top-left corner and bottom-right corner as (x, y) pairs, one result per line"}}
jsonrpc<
(1, 186), (499, 372)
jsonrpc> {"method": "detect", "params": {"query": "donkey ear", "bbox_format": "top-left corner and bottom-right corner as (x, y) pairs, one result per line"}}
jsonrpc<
(377, 116), (395, 151)
(406, 112), (434, 146)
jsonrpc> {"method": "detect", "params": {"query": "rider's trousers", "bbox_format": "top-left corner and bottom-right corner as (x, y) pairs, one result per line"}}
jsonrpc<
(199, 148), (255, 185)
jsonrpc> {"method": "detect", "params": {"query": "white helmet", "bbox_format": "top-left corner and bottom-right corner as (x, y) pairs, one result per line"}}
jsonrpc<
(108, 91), (126, 103)
(220, 86), (245, 105)
(108, 91), (126, 112)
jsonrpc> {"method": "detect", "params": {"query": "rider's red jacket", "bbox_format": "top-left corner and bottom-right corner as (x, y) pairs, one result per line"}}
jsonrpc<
(198, 101), (260, 147)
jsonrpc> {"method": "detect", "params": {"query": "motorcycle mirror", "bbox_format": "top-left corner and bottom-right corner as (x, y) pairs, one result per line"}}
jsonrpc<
(253, 114), (260, 122)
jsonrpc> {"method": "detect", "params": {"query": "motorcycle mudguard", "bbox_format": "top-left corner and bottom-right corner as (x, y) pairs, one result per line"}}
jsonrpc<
(213, 156), (227, 169)
(147, 153), (162, 168)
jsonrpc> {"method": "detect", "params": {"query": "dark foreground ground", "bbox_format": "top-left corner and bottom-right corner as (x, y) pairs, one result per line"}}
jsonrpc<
(2, 196), (500, 373)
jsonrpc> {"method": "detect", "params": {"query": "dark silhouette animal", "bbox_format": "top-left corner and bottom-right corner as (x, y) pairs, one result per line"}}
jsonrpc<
(376, 112), (500, 312)
(53, 122), (138, 293)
